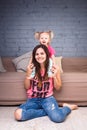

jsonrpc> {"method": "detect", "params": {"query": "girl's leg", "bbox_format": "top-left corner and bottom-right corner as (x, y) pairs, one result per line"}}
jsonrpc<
(14, 98), (47, 121)
(30, 67), (35, 78)
(42, 96), (71, 123)
(48, 58), (53, 77)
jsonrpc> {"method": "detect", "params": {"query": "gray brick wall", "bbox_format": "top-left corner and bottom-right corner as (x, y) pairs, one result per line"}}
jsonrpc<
(0, 0), (87, 57)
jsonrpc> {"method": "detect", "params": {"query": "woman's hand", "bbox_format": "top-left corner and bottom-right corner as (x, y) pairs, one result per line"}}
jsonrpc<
(24, 63), (34, 90)
(26, 63), (34, 79)
(51, 65), (59, 77)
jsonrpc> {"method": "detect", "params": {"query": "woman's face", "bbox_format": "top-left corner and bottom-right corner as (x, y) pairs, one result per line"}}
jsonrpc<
(35, 47), (46, 64)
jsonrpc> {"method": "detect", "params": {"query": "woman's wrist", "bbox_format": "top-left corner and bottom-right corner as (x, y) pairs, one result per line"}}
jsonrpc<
(26, 73), (31, 79)
(26, 76), (31, 79)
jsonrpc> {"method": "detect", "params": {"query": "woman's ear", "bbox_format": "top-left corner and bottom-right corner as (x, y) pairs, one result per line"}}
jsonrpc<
(49, 31), (54, 39)
(34, 32), (40, 40)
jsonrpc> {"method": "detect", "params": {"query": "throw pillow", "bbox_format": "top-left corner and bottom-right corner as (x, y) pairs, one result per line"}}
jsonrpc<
(12, 51), (32, 72)
(0, 56), (7, 72)
(55, 56), (63, 73)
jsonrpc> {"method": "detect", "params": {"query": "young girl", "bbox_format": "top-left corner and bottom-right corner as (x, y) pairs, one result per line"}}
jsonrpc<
(29, 31), (55, 78)
(14, 44), (78, 123)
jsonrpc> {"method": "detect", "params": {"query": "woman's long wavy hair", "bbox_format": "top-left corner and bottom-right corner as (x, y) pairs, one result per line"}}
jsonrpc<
(32, 44), (50, 87)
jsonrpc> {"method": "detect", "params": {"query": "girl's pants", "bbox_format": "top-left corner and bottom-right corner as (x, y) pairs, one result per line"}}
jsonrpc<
(19, 96), (71, 123)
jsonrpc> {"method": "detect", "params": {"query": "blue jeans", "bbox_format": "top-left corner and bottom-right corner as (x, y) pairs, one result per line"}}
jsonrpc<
(19, 96), (71, 123)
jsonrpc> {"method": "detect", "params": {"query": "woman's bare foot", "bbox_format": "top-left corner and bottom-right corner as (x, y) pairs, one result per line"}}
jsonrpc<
(63, 103), (78, 110)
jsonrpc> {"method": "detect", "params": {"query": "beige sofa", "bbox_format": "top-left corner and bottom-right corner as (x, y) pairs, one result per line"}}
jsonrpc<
(0, 57), (87, 106)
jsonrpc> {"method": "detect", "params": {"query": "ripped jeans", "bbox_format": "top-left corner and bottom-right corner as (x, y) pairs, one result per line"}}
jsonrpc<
(19, 96), (71, 123)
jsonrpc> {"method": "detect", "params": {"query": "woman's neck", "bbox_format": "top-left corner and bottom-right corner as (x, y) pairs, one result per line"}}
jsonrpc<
(40, 64), (44, 69)
(40, 64), (45, 73)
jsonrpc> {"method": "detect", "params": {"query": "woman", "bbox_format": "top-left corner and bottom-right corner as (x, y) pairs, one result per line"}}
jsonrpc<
(14, 44), (78, 123)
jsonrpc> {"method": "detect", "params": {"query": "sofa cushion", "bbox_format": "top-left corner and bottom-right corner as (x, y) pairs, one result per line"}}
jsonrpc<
(2, 57), (16, 72)
(0, 57), (6, 72)
(55, 56), (63, 73)
(12, 51), (32, 72)
(0, 72), (27, 105)
(62, 57), (87, 72)
(54, 72), (87, 106)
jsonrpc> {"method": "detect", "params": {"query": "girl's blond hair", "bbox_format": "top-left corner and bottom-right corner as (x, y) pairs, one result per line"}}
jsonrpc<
(34, 30), (54, 40)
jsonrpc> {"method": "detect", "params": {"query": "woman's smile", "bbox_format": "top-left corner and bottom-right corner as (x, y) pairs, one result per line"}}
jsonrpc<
(35, 48), (46, 63)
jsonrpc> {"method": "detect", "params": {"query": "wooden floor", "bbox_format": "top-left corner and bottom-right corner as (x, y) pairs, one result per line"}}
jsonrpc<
(0, 106), (87, 130)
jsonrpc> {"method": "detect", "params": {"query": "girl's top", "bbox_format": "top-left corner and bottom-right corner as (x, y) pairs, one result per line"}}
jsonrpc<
(27, 71), (54, 98)
(48, 45), (55, 58)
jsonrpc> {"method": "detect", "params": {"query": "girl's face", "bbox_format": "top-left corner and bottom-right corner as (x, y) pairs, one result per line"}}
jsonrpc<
(39, 33), (50, 47)
(35, 47), (46, 64)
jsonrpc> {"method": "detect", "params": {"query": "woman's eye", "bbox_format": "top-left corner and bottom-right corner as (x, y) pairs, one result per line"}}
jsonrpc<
(35, 53), (39, 56)
(41, 52), (44, 55)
